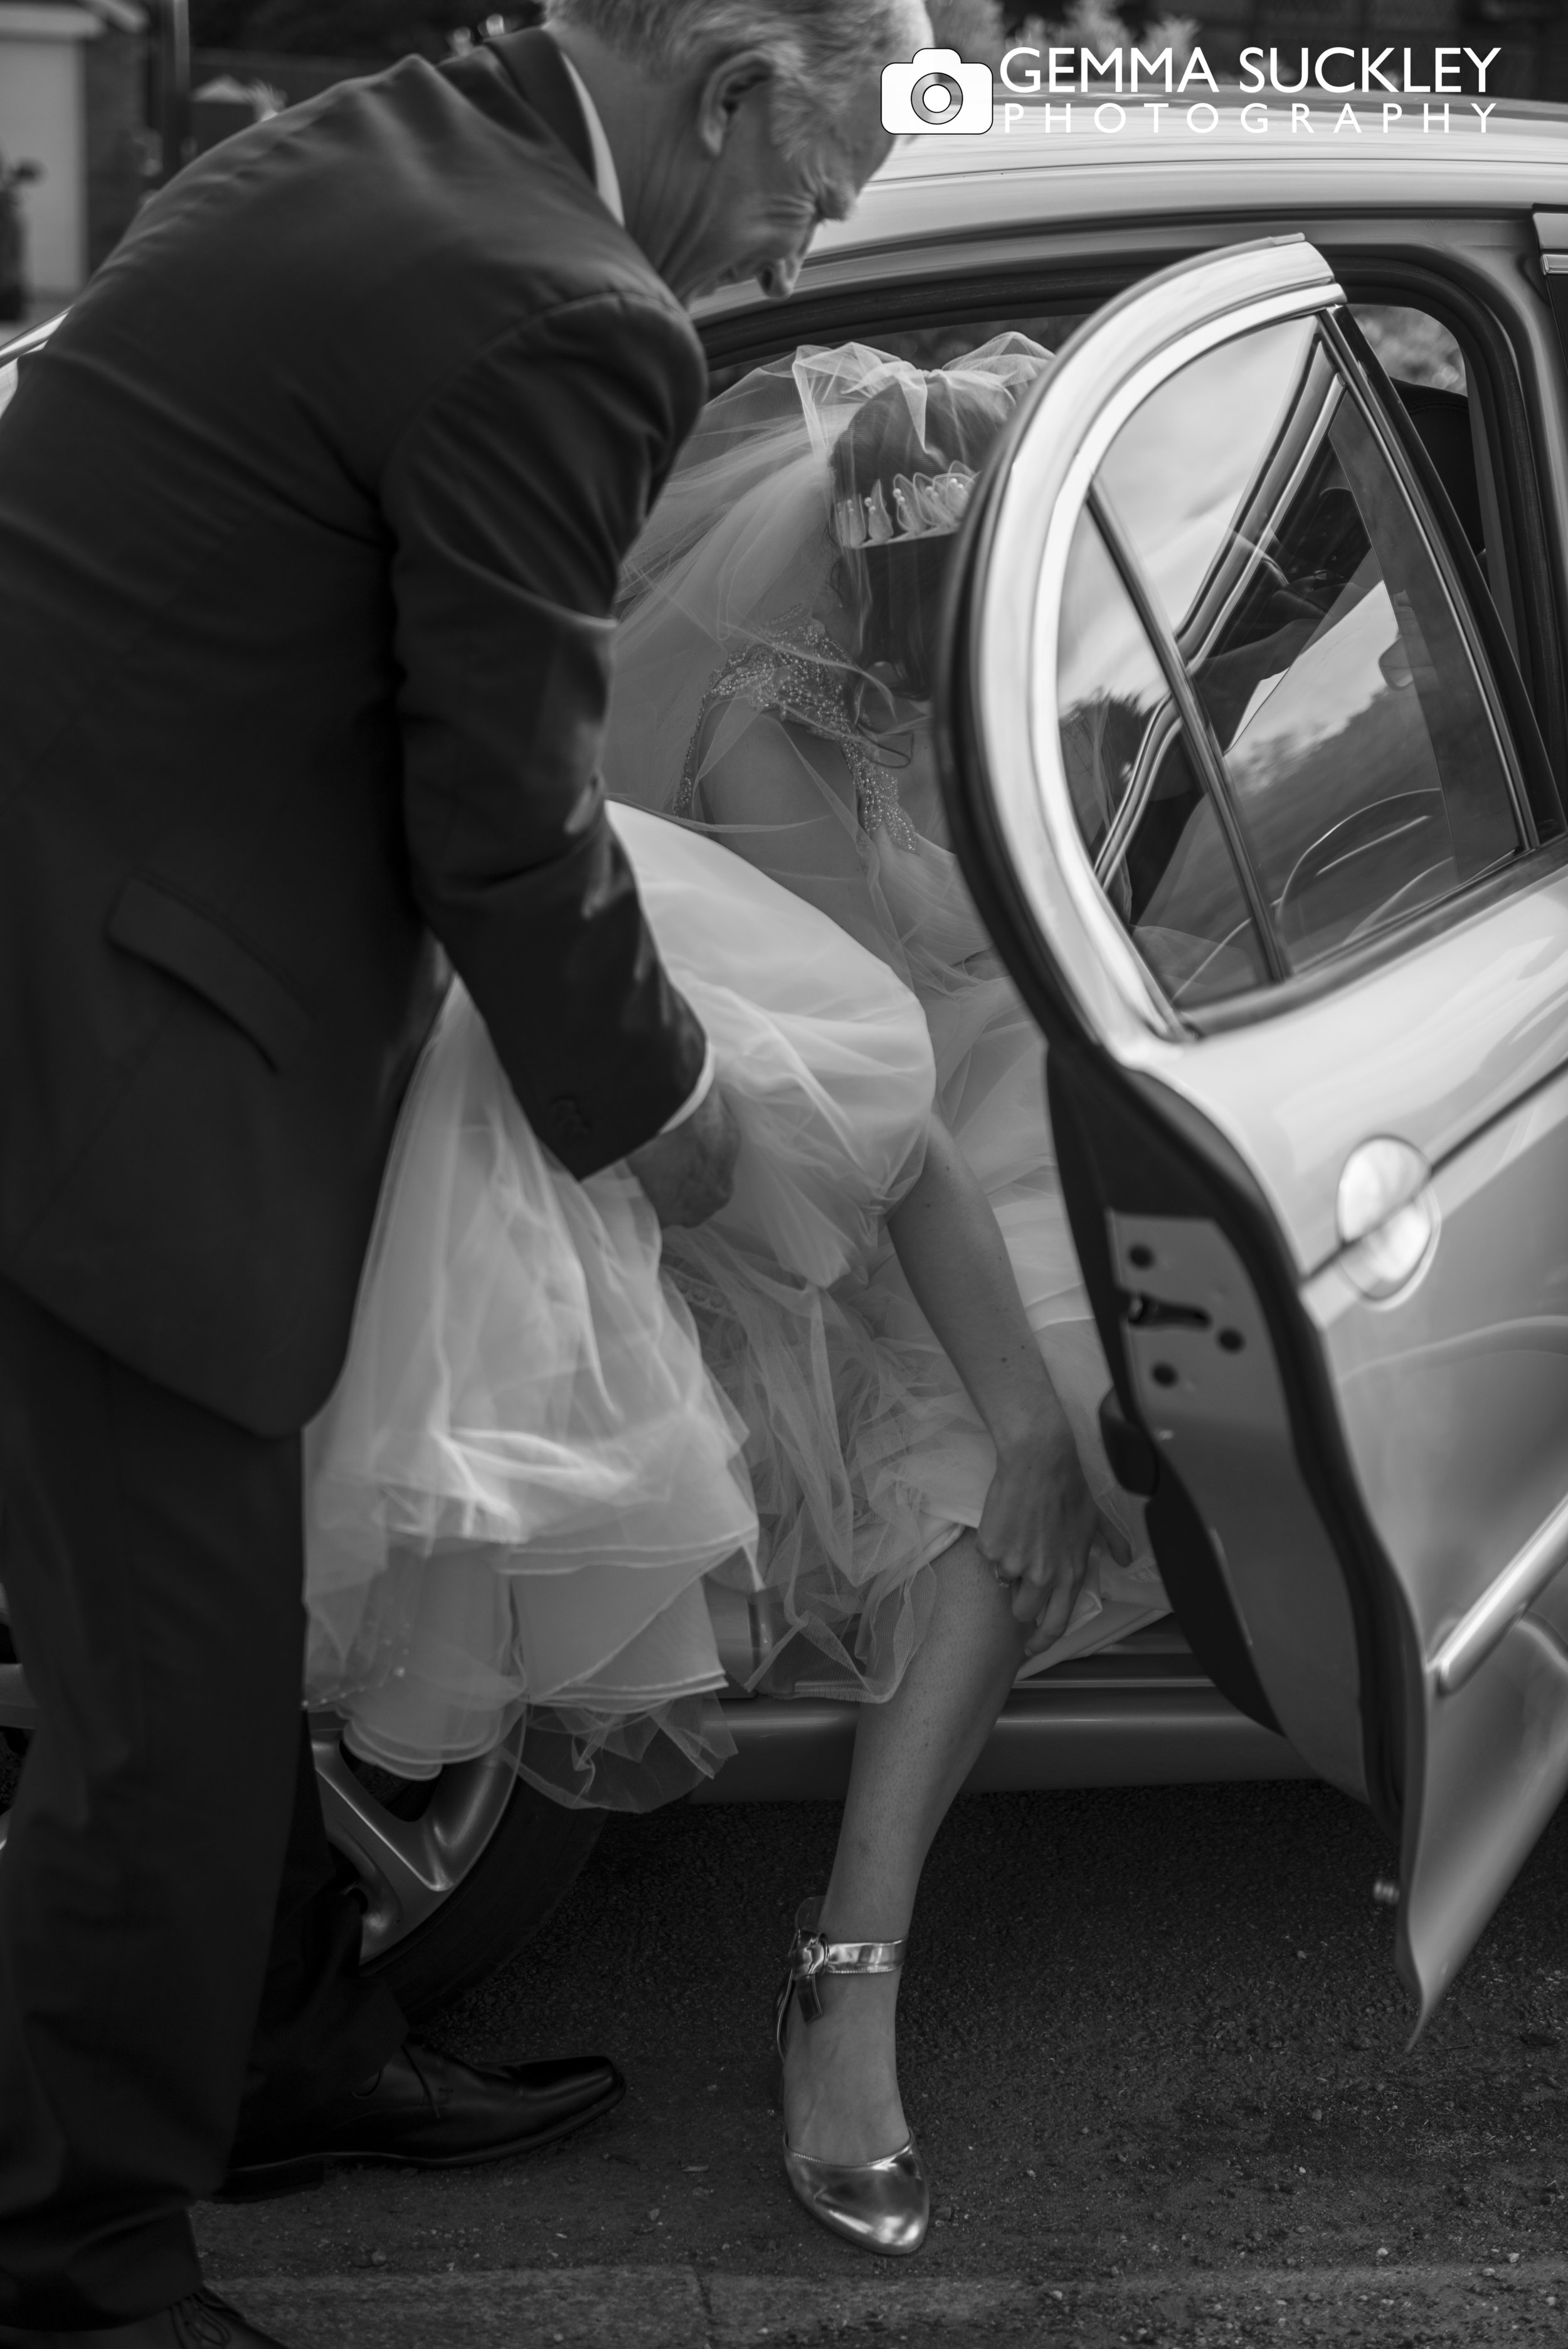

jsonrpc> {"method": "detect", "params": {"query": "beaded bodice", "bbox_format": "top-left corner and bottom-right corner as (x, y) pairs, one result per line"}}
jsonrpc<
(675, 610), (918, 849)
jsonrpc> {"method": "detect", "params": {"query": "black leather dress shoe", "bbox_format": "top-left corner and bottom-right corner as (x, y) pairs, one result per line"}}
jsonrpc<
(216, 2039), (624, 2198)
(0, 2287), (292, 2347)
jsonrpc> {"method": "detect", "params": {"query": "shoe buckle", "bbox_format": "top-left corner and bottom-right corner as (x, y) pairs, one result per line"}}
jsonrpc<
(790, 1930), (828, 2023)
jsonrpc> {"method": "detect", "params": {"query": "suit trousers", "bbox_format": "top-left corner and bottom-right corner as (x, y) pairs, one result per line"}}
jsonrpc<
(0, 1275), (406, 2328)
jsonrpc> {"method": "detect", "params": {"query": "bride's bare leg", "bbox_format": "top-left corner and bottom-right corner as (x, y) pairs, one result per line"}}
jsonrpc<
(779, 1116), (1098, 2166)
(782, 1530), (1029, 2162)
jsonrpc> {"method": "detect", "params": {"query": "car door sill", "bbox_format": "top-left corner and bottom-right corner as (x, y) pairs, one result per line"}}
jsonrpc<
(698, 1682), (1311, 1800)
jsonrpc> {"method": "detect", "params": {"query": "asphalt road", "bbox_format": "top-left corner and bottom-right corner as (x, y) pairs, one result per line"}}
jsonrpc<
(192, 1773), (1568, 2346)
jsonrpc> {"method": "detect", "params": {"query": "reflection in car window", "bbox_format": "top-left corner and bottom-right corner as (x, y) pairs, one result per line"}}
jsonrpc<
(1354, 306), (1465, 396)
(1059, 316), (1521, 1006)
(1096, 316), (1318, 637)
(1187, 363), (1518, 972)
(1057, 508), (1271, 1007)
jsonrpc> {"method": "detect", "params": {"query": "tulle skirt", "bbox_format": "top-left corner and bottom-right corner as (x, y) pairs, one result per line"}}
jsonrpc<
(302, 807), (1164, 1809)
(304, 806), (941, 1803)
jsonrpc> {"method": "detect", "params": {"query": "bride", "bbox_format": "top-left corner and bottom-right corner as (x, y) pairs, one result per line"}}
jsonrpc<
(302, 331), (1166, 2257)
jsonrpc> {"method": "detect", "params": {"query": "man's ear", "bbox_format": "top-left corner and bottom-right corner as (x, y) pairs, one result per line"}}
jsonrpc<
(694, 47), (778, 157)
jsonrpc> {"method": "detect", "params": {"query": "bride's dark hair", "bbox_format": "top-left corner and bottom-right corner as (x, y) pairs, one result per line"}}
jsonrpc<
(829, 375), (1010, 703)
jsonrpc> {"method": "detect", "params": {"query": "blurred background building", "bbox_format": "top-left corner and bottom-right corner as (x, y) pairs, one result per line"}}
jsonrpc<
(0, 0), (548, 317)
(0, 0), (1564, 322)
(0, 0), (151, 313)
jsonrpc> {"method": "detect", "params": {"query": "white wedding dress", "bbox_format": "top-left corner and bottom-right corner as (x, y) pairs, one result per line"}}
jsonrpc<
(302, 332), (1168, 1811)
(303, 803), (946, 1805)
(612, 607), (1168, 1719)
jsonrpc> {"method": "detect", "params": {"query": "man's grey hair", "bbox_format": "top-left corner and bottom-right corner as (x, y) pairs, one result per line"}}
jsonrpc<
(543, 1), (913, 151)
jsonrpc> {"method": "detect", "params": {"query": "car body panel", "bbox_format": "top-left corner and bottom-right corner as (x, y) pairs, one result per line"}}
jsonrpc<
(1111, 1211), (1367, 1801)
(947, 234), (1568, 2018)
(1127, 872), (1568, 1279)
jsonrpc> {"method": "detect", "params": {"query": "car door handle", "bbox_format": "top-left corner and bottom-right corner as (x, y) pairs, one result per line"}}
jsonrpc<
(1337, 1137), (1436, 1300)
(1432, 1487), (1568, 1695)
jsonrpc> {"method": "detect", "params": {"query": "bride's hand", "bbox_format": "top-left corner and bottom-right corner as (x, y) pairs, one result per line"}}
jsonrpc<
(978, 1415), (1101, 1657)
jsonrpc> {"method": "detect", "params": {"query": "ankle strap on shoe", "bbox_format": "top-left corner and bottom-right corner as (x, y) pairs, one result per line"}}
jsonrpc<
(787, 1900), (904, 2025)
(790, 1928), (906, 1981)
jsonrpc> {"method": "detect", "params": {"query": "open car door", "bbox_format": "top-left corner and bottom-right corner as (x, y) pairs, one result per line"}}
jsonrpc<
(941, 236), (1568, 2026)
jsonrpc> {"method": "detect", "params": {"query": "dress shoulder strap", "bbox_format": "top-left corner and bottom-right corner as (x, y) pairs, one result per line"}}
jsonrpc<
(675, 617), (914, 846)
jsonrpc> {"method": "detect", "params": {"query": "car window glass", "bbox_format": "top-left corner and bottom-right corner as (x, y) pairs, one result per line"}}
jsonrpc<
(1095, 315), (1318, 637)
(1056, 506), (1172, 862)
(1354, 306), (1465, 395)
(1072, 317), (1520, 997)
(1188, 378), (1519, 970)
(1350, 305), (1486, 567)
(1056, 506), (1271, 1007)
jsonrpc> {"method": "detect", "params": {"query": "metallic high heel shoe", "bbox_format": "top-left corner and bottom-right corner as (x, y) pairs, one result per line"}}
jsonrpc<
(774, 1897), (930, 2257)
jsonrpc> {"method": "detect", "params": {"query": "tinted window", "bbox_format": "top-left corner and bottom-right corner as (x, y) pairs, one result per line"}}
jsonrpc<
(1355, 305), (1465, 395)
(1097, 316), (1318, 639)
(1057, 507), (1270, 1007)
(1063, 316), (1521, 1002)
(1195, 391), (1517, 967)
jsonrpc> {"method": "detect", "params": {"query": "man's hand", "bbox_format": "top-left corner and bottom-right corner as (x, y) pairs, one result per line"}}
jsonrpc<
(627, 1084), (741, 1228)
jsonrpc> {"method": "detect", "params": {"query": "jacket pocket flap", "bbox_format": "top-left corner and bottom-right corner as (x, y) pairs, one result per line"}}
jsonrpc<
(109, 878), (312, 1071)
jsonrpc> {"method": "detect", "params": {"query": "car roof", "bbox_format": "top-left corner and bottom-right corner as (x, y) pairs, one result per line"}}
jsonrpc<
(696, 95), (1568, 319)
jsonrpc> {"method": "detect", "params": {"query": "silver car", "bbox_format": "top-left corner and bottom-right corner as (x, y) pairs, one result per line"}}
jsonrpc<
(4, 97), (1568, 2033)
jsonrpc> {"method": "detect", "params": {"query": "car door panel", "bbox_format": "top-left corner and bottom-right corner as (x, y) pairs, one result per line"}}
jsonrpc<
(945, 235), (1568, 2022)
(1146, 876), (1568, 1281)
(1046, 1046), (1288, 1745)
(1301, 1075), (1568, 2005)
(1112, 1209), (1367, 1805)
(1308, 1068), (1568, 1626)
(1401, 1615), (1568, 2020)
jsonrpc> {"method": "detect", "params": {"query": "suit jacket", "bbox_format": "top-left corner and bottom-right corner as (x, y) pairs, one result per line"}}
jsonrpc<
(0, 31), (709, 1436)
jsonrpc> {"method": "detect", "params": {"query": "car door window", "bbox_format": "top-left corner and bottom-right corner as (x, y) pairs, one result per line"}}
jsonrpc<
(1201, 392), (1518, 965)
(1097, 315), (1320, 636)
(1057, 507), (1271, 1007)
(1061, 313), (1524, 1005)
(1356, 304), (1466, 395)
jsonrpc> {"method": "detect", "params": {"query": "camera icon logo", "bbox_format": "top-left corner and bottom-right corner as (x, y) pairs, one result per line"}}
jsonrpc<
(880, 46), (993, 135)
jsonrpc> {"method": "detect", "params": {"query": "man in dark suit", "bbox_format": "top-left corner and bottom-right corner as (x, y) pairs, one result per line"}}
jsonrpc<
(0, 3), (918, 2340)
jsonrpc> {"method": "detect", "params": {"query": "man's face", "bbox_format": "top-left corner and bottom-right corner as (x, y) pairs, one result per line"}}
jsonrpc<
(724, 77), (891, 304)
(651, 3), (933, 307)
(672, 64), (894, 307)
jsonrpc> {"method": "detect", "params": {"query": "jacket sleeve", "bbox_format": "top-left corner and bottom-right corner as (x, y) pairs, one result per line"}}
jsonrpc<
(381, 288), (709, 1176)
